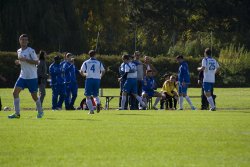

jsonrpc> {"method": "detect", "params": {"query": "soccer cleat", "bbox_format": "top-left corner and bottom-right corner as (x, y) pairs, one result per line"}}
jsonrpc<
(37, 111), (44, 118)
(191, 106), (196, 110)
(210, 107), (216, 111)
(88, 111), (94, 114)
(96, 104), (101, 113)
(178, 108), (183, 110)
(8, 113), (20, 119)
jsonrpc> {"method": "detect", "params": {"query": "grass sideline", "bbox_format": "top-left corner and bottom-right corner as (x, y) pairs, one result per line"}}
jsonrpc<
(0, 88), (250, 167)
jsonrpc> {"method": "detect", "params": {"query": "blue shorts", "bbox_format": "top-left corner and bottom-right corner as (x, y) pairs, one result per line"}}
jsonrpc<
(15, 78), (38, 93)
(203, 82), (214, 92)
(178, 83), (188, 94)
(85, 78), (100, 97)
(123, 78), (138, 94)
(143, 90), (155, 97)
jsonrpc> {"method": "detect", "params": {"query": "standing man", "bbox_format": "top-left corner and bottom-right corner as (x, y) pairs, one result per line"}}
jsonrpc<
(8, 34), (44, 119)
(49, 55), (65, 111)
(37, 50), (48, 107)
(68, 57), (79, 110)
(197, 48), (219, 111)
(131, 51), (144, 110)
(62, 53), (74, 110)
(118, 54), (129, 109)
(80, 50), (105, 114)
(176, 55), (196, 110)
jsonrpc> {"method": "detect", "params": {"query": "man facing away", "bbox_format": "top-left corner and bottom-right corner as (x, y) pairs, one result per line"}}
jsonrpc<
(197, 48), (219, 111)
(8, 34), (44, 119)
(176, 55), (196, 110)
(80, 50), (105, 114)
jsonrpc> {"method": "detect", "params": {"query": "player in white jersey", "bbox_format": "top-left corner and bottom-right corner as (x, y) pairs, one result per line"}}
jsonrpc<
(8, 34), (43, 119)
(80, 50), (105, 114)
(197, 48), (219, 111)
(118, 54), (146, 110)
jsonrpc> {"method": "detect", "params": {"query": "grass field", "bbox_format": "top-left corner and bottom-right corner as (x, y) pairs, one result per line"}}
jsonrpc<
(0, 88), (250, 167)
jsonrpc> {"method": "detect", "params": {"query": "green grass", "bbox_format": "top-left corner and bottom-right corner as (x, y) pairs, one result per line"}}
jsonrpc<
(0, 88), (250, 167)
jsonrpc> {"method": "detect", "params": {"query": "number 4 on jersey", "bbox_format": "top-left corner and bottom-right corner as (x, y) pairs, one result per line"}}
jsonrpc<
(90, 64), (95, 72)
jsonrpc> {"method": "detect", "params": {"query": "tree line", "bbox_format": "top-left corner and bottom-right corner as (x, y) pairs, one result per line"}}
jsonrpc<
(1, 0), (250, 56)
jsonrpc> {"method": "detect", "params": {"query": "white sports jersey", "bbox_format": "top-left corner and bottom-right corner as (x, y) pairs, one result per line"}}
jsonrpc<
(125, 62), (137, 78)
(17, 47), (38, 79)
(80, 58), (105, 79)
(202, 57), (219, 83)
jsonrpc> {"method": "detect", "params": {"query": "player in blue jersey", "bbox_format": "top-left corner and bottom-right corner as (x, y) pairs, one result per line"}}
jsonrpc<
(80, 50), (105, 114)
(141, 70), (162, 110)
(197, 48), (219, 111)
(62, 52), (79, 110)
(118, 55), (146, 110)
(8, 34), (44, 119)
(118, 54), (130, 109)
(176, 55), (196, 110)
(49, 55), (65, 111)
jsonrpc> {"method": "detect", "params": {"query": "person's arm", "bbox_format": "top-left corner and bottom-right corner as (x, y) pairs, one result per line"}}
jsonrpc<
(19, 57), (39, 65)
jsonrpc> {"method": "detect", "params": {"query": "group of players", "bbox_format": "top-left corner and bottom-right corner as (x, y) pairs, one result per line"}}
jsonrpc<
(7, 34), (219, 119)
(118, 49), (219, 112)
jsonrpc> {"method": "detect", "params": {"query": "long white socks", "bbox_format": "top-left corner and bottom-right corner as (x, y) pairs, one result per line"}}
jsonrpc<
(14, 98), (20, 114)
(207, 96), (215, 108)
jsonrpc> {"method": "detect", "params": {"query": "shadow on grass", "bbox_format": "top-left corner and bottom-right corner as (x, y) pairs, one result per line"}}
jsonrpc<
(45, 117), (101, 121)
(116, 113), (152, 116)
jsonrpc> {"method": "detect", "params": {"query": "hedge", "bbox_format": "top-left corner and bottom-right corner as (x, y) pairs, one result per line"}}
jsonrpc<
(0, 51), (249, 88)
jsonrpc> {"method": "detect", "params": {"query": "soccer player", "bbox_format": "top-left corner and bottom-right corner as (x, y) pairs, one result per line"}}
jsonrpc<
(118, 55), (146, 110)
(141, 70), (162, 110)
(49, 55), (65, 111)
(118, 54), (129, 109)
(62, 53), (75, 110)
(197, 48), (219, 111)
(68, 57), (79, 110)
(161, 75), (178, 110)
(176, 55), (196, 110)
(80, 50), (105, 114)
(37, 50), (48, 107)
(131, 51), (144, 110)
(8, 34), (44, 119)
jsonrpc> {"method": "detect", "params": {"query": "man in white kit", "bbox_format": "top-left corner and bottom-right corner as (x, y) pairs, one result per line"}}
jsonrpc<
(8, 34), (44, 119)
(197, 48), (219, 111)
(80, 50), (105, 114)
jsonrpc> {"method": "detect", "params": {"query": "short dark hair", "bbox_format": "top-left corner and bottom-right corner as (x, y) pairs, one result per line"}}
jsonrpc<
(205, 48), (211, 56)
(39, 50), (46, 60)
(19, 34), (28, 39)
(88, 50), (96, 57)
(122, 54), (130, 60)
(176, 55), (184, 59)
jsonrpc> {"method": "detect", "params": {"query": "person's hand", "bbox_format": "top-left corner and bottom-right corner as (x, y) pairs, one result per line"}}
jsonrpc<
(15, 60), (20, 65)
(198, 80), (201, 85)
(118, 77), (122, 82)
(19, 57), (26, 61)
(182, 82), (186, 86)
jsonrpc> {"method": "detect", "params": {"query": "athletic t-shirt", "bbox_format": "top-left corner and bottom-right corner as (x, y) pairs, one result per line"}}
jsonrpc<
(202, 57), (219, 83)
(17, 47), (38, 79)
(80, 58), (105, 79)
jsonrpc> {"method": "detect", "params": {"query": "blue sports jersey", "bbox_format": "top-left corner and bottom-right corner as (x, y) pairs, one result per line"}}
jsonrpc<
(178, 61), (190, 83)
(142, 76), (156, 92)
(62, 61), (73, 84)
(49, 63), (64, 86)
(70, 64), (79, 83)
